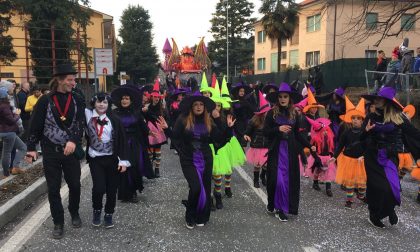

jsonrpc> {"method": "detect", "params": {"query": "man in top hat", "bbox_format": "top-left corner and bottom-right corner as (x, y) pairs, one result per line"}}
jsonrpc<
(25, 63), (85, 239)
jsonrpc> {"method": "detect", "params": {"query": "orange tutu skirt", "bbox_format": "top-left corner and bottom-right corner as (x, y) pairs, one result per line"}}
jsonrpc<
(335, 154), (366, 187)
(398, 153), (414, 171)
(411, 167), (420, 181)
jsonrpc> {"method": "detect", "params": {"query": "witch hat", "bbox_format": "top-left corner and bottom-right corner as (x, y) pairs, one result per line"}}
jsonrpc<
(150, 79), (163, 98)
(303, 87), (325, 113)
(255, 91), (271, 115)
(340, 98), (366, 123)
(295, 97), (308, 110)
(211, 73), (217, 88)
(200, 72), (213, 94)
(403, 104), (416, 119)
(305, 116), (331, 131)
(221, 76), (233, 102)
(211, 79), (230, 109)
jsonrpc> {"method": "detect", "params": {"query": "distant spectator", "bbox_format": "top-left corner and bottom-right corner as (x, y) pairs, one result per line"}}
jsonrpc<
(41, 88), (50, 95)
(17, 82), (31, 140)
(413, 47), (420, 89)
(384, 47), (401, 89)
(0, 86), (27, 178)
(313, 66), (324, 94)
(373, 50), (388, 92)
(25, 86), (42, 114)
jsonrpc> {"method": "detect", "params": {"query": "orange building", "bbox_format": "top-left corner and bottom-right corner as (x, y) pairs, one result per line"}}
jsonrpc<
(0, 7), (116, 90)
(254, 0), (420, 74)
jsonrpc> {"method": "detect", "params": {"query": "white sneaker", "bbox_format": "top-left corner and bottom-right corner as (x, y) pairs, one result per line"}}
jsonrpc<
(185, 222), (194, 229)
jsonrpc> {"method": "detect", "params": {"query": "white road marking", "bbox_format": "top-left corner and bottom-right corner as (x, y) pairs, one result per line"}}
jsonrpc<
(235, 166), (320, 252)
(0, 163), (90, 252)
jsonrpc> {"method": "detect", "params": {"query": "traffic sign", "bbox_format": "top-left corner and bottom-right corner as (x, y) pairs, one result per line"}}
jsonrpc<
(94, 48), (113, 76)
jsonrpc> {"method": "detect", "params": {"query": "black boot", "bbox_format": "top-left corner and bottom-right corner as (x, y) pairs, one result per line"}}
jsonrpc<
(312, 180), (321, 191)
(210, 196), (216, 211)
(260, 169), (267, 186)
(154, 168), (160, 178)
(225, 187), (233, 198)
(326, 182), (333, 197)
(254, 171), (260, 188)
(214, 192), (223, 209)
(71, 213), (82, 228)
(52, 224), (64, 239)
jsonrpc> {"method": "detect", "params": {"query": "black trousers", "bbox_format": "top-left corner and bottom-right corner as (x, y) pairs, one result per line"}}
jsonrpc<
(89, 155), (119, 214)
(42, 144), (81, 225)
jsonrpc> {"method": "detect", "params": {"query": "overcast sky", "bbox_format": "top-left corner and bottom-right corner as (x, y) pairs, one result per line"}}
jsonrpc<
(88, 0), (262, 53)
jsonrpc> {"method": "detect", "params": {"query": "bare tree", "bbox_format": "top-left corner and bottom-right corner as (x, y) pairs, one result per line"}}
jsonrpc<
(318, 0), (420, 47)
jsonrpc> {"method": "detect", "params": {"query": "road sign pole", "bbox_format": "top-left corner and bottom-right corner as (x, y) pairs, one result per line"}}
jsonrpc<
(93, 48), (98, 93)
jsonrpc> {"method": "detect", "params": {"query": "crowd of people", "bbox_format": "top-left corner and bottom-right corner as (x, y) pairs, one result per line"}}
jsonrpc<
(1, 59), (420, 240)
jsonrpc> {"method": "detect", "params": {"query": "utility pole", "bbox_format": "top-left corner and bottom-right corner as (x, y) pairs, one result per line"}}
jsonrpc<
(225, 0), (229, 81)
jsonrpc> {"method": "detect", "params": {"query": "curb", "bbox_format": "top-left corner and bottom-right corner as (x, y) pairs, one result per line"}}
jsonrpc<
(0, 176), (47, 229)
(0, 159), (43, 187)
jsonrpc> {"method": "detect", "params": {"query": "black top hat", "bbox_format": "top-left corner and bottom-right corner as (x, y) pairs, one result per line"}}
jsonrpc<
(53, 63), (78, 77)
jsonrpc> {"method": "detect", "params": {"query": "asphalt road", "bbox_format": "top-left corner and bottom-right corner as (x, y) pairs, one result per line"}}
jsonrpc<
(1, 145), (420, 252)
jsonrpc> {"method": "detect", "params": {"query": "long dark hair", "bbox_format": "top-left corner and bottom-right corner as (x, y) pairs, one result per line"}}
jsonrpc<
(272, 97), (295, 120)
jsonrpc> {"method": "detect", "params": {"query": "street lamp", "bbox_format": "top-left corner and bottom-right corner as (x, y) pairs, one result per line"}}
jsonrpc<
(224, 0), (229, 81)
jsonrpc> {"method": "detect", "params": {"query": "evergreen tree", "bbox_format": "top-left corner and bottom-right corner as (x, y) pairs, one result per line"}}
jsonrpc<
(14, 0), (91, 84)
(209, 0), (256, 76)
(117, 5), (158, 84)
(260, 0), (299, 72)
(0, 0), (17, 67)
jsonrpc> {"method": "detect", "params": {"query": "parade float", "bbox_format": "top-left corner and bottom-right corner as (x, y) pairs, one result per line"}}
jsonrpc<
(162, 37), (211, 89)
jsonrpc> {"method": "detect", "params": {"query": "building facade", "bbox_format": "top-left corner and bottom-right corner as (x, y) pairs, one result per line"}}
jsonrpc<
(0, 7), (116, 89)
(254, 0), (420, 74)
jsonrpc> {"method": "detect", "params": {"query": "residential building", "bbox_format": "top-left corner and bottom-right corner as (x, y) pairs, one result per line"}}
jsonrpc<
(254, 0), (420, 74)
(0, 7), (116, 90)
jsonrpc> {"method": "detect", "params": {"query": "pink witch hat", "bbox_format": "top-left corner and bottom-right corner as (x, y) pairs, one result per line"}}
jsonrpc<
(295, 97), (308, 110)
(150, 79), (163, 98)
(255, 91), (271, 115)
(305, 116), (331, 132)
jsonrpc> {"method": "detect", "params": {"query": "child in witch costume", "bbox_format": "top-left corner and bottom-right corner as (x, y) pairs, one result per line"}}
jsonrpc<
(209, 81), (245, 209)
(111, 85), (154, 203)
(321, 87), (346, 149)
(85, 93), (130, 228)
(159, 91), (235, 229)
(361, 87), (420, 228)
(244, 91), (271, 188)
(330, 97), (367, 208)
(144, 80), (168, 178)
(397, 105), (416, 180)
(231, 83), (256, 147)
(168, 88), (188, 154)
(305, 116), (336, 197)
(264, 83), (314, 222)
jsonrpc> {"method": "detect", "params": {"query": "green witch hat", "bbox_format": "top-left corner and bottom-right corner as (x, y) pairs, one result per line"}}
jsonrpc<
(199, 72), (214, 94)
(221, 76), (233, 103)
(211, 78), (230, 109)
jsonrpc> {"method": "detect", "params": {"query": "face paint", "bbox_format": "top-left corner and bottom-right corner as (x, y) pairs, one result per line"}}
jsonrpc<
(95, 99), (109, 114)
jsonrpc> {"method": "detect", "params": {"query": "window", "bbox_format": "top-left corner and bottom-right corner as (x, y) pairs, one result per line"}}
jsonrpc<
(366, 13), (378, 30)
(0, 73), (14, 78)
(365, 50), (377, 59)
(257, 31), (266, 43)
(281, 51), (287, 59)
(257, 58), (266, 71)
(290, 23), (299, 45)
(271, 53), (278, 72)
(401, 14), (415, 31)
(307, 14), (321, 32)
(270, 38), (287, 49)
(281, 38), (287, 47)
(305, 51), (320, 67)
(289, 50), (299, 66)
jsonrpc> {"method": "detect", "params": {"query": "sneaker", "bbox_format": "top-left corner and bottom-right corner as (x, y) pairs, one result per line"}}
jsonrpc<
(266, 205), (275, 214)
(254, 180), (260, 188)
(345, 201), (352, 209)
(11, 167), (25, 175)
(185, 222), (194, 230)
(389, 211), (399, 225)
(92, 210), (101, 227)
(104, 214), (114, 229)
(368, 217), (386, 229)
(196, 223), (205, 227)
(275, 211), (288, 222)
(71, 214), (82, 228)
(312, 182), (321, 191)
(225, 188), (233, 198)
(52, 224), (64, 239)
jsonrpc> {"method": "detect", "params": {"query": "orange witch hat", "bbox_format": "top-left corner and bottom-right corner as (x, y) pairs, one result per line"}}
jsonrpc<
(341, 98), (366, 123)
(403, 104), (416, 120)
(303, 87), (324, 113)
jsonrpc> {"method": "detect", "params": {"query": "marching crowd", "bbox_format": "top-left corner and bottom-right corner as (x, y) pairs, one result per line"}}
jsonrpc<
(1, 57), (420, 239)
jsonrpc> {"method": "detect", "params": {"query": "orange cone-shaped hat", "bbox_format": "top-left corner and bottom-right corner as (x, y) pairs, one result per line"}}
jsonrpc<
(303, 87), (324, 113)
(341, 98), (366, 123)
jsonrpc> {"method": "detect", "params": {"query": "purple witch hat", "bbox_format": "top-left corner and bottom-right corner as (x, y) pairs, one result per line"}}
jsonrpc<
(361, 86), (404, 110)
(230, 82), (252, 98)
(262, 83), (278, 94)
(334, 87), (345, 99)
(179, 91), (216, 113)
(266, 82), (303, 104)
(162, 38), (172, 54)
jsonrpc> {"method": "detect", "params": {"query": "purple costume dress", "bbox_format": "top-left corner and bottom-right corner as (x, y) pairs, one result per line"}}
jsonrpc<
(264, 109), (311, 214)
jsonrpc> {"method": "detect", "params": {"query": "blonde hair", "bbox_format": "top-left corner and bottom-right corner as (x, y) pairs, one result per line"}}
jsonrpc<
(250, 113), (265, 129)
(185, 109), (213, 133)
(384, 103), (404, 125)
